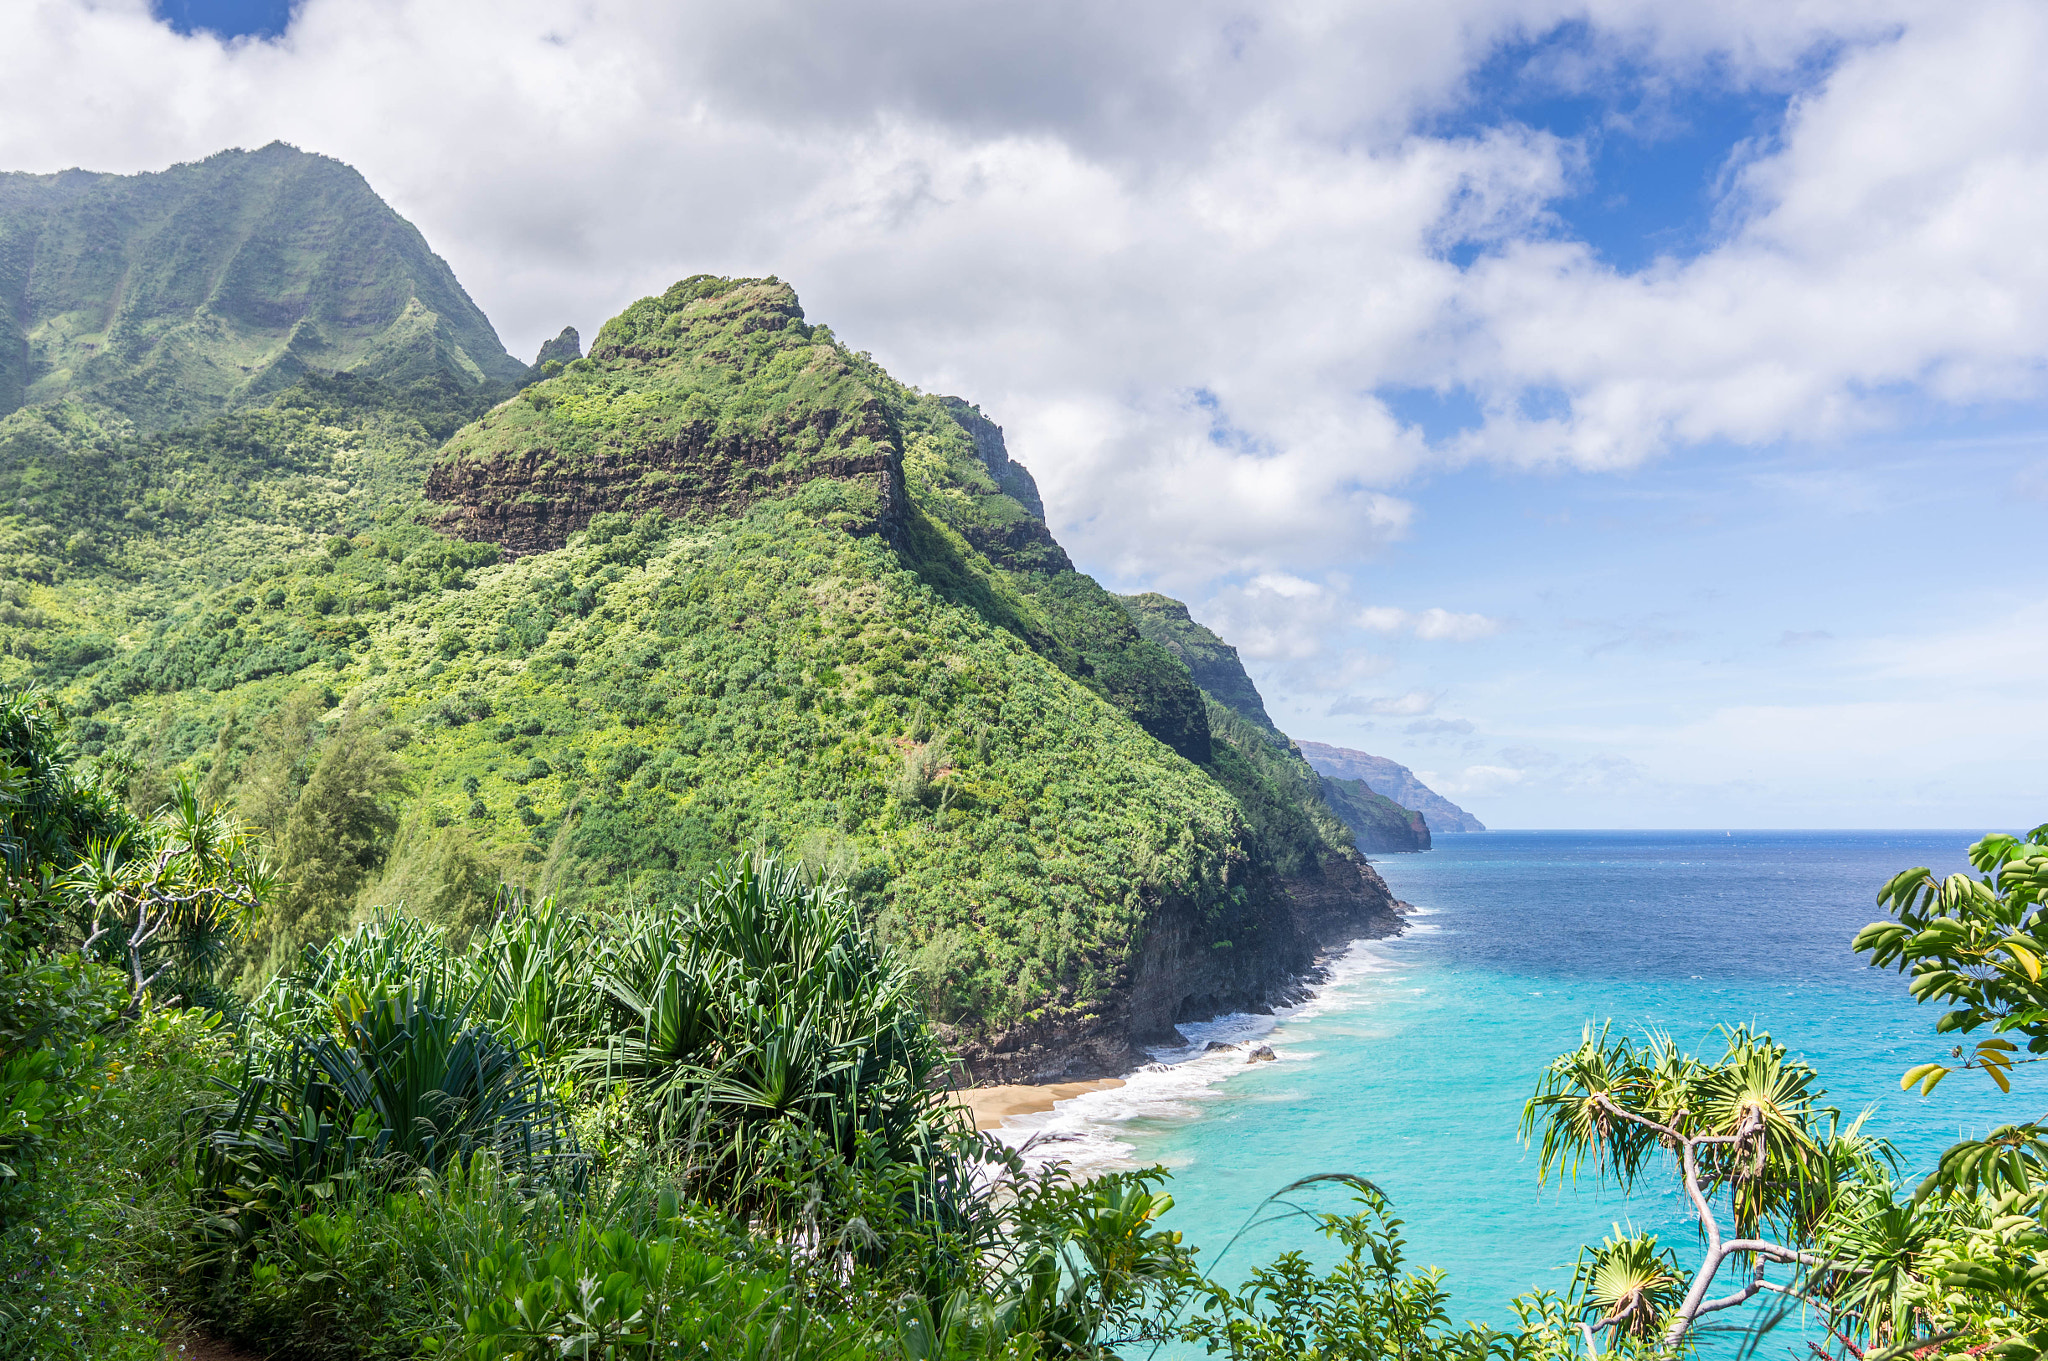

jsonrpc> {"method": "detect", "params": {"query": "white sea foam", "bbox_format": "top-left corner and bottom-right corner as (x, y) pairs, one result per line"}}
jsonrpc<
(995, 926), (1436, 1175)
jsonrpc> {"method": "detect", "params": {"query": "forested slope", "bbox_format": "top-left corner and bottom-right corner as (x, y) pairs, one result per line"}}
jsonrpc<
(0, 142), (527, 427)
(1, 233), (1397, 1076)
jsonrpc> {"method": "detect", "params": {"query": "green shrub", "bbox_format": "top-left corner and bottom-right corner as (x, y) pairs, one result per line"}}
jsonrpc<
(436, 1212), (877, 1360)
(197, 974), (578, 1215)
(583, 857), (967, 1211)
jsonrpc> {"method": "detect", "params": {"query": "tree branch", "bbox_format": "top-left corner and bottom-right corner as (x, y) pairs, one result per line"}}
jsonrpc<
(1691, 1265), (1764, 1320)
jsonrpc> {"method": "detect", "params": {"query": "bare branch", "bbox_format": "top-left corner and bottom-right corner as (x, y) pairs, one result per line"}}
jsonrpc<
(1589, 1093), (1683, 1144)
(1691, 1267), (1764, 1320)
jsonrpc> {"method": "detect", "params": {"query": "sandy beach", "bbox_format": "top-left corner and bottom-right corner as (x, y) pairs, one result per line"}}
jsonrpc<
(952, 1078), (1125, 1130)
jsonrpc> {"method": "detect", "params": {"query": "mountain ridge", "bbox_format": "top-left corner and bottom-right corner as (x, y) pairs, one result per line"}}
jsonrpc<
(0, 149), (1404, 1081)
(1297, 741), (1486, 833)
(0, 142), (526, 428)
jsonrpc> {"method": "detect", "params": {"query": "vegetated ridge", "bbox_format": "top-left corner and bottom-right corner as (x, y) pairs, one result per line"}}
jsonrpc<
(1318, 774), (1431, 852)
(1297, 740), (1487, 833)
(0, 146), (1401, 1083)
(0, 142), (527, 429)
(1119, 593), (1432, 853)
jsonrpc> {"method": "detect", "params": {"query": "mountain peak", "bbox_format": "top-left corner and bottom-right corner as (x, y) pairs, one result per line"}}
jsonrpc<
(0, 145), (525, 427)
(426, 274), (904, 556)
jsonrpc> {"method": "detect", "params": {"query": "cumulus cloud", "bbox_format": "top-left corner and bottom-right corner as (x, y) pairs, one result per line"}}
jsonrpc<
(4, 0), (2043, 588)
(1330, 689), (1441, 718)
(1357, 605), (1504, 640)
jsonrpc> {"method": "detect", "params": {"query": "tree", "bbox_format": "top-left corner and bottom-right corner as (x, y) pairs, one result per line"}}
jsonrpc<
(0, 688), (126, 885)
(64, 782), (271, 1007)
(1514, 824), (2048, 1360)
(252, 700), (408, 975)
(1522, 1025), (1888, 1354)
(234, 686), (329, 846)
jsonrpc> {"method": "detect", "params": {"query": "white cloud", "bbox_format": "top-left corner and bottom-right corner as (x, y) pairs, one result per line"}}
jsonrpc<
(1414, 608), (1505, 641)
(1420, 763), (1529, 798)
(8, 0), (2037, 590)
(1442, 4), (2048, 469)
(1358, 605), (1503, 640)
(1332, 689), (1441, 718)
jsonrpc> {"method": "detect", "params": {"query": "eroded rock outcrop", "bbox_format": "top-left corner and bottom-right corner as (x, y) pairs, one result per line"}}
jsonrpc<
(426, 277), (907, 556)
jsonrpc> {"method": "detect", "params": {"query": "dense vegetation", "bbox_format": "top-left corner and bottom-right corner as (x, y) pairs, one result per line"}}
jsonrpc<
(0, 142), (527, 427)
(1, 268), (1389, 1061)
(9, 684), (2048, 1358)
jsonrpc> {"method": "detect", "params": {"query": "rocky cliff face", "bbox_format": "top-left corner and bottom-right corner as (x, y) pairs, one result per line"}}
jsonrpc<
(954, 855), (1402, 1082)
(426, 278), (907, 556)
(1298, 742), (1486, 833)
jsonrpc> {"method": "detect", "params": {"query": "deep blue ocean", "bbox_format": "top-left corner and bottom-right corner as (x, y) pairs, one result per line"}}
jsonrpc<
(996, 830), (2035, 1334)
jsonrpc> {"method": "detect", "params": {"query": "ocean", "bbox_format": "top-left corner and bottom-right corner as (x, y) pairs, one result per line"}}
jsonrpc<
(994, 830), (2033, 1334)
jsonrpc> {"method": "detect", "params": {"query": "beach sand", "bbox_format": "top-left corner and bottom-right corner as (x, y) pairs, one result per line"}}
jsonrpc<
(952, 1078), (1125, 1130)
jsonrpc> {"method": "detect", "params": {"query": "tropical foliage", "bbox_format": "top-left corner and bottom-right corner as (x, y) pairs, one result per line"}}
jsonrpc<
(1507, 824), (2048, 1361)
(0, 268), (1388, 1056)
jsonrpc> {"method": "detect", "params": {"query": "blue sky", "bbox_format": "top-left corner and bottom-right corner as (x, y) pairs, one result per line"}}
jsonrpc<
(154, 0), (290, 39)
(22, 2), (2048, 828)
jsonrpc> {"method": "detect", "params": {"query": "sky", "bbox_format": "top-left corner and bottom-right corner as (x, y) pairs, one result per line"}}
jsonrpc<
(8, 1), (2047, 830)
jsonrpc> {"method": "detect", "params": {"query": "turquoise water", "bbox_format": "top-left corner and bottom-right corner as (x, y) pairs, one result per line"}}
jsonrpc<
(998, 830), (2033, 1331)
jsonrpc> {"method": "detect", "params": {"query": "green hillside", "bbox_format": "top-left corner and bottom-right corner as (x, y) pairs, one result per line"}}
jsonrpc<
(1120, 590), (1279, 730)
(2, 250), (1394, 1078)
(0, 142), (527, 428)
(1117, 588), (1431, 853)
(1319, 774), (1431, 853)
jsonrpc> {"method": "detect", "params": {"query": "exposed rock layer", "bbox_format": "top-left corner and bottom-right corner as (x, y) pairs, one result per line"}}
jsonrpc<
(424, 417), (906, 558)
(954, 855), (1403, 1083)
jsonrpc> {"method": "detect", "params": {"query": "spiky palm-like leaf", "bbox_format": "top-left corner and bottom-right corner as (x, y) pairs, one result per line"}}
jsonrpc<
(1576, 1230), (1685, 1344)
(1689, 1026), (1827, 1236)
(1522, 1024), (1660, 1188)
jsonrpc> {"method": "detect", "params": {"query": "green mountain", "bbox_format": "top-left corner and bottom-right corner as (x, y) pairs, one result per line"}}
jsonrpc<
(1318, 775), (1431, 853)
(0, 142), (527, 428)
(1119, 591), (1279, 731)
(1297, 741), (1487, 833)
(0, 151), (1400, 1081)
(1119, 591), (1432, 853)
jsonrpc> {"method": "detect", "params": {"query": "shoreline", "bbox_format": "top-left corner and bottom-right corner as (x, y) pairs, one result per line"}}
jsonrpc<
(952, 1078), (1126, 1130)
(951, 908), (1414, 1136)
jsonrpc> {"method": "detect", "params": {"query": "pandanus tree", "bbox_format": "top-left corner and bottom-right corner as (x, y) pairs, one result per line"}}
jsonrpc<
(1519, 824), (2048, 1360)
(2, 687), (268, 1010)
(583, 856), (971, 1213)
(64, 781), (272, 1008)
(1522, 1024), (1893, 1354)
